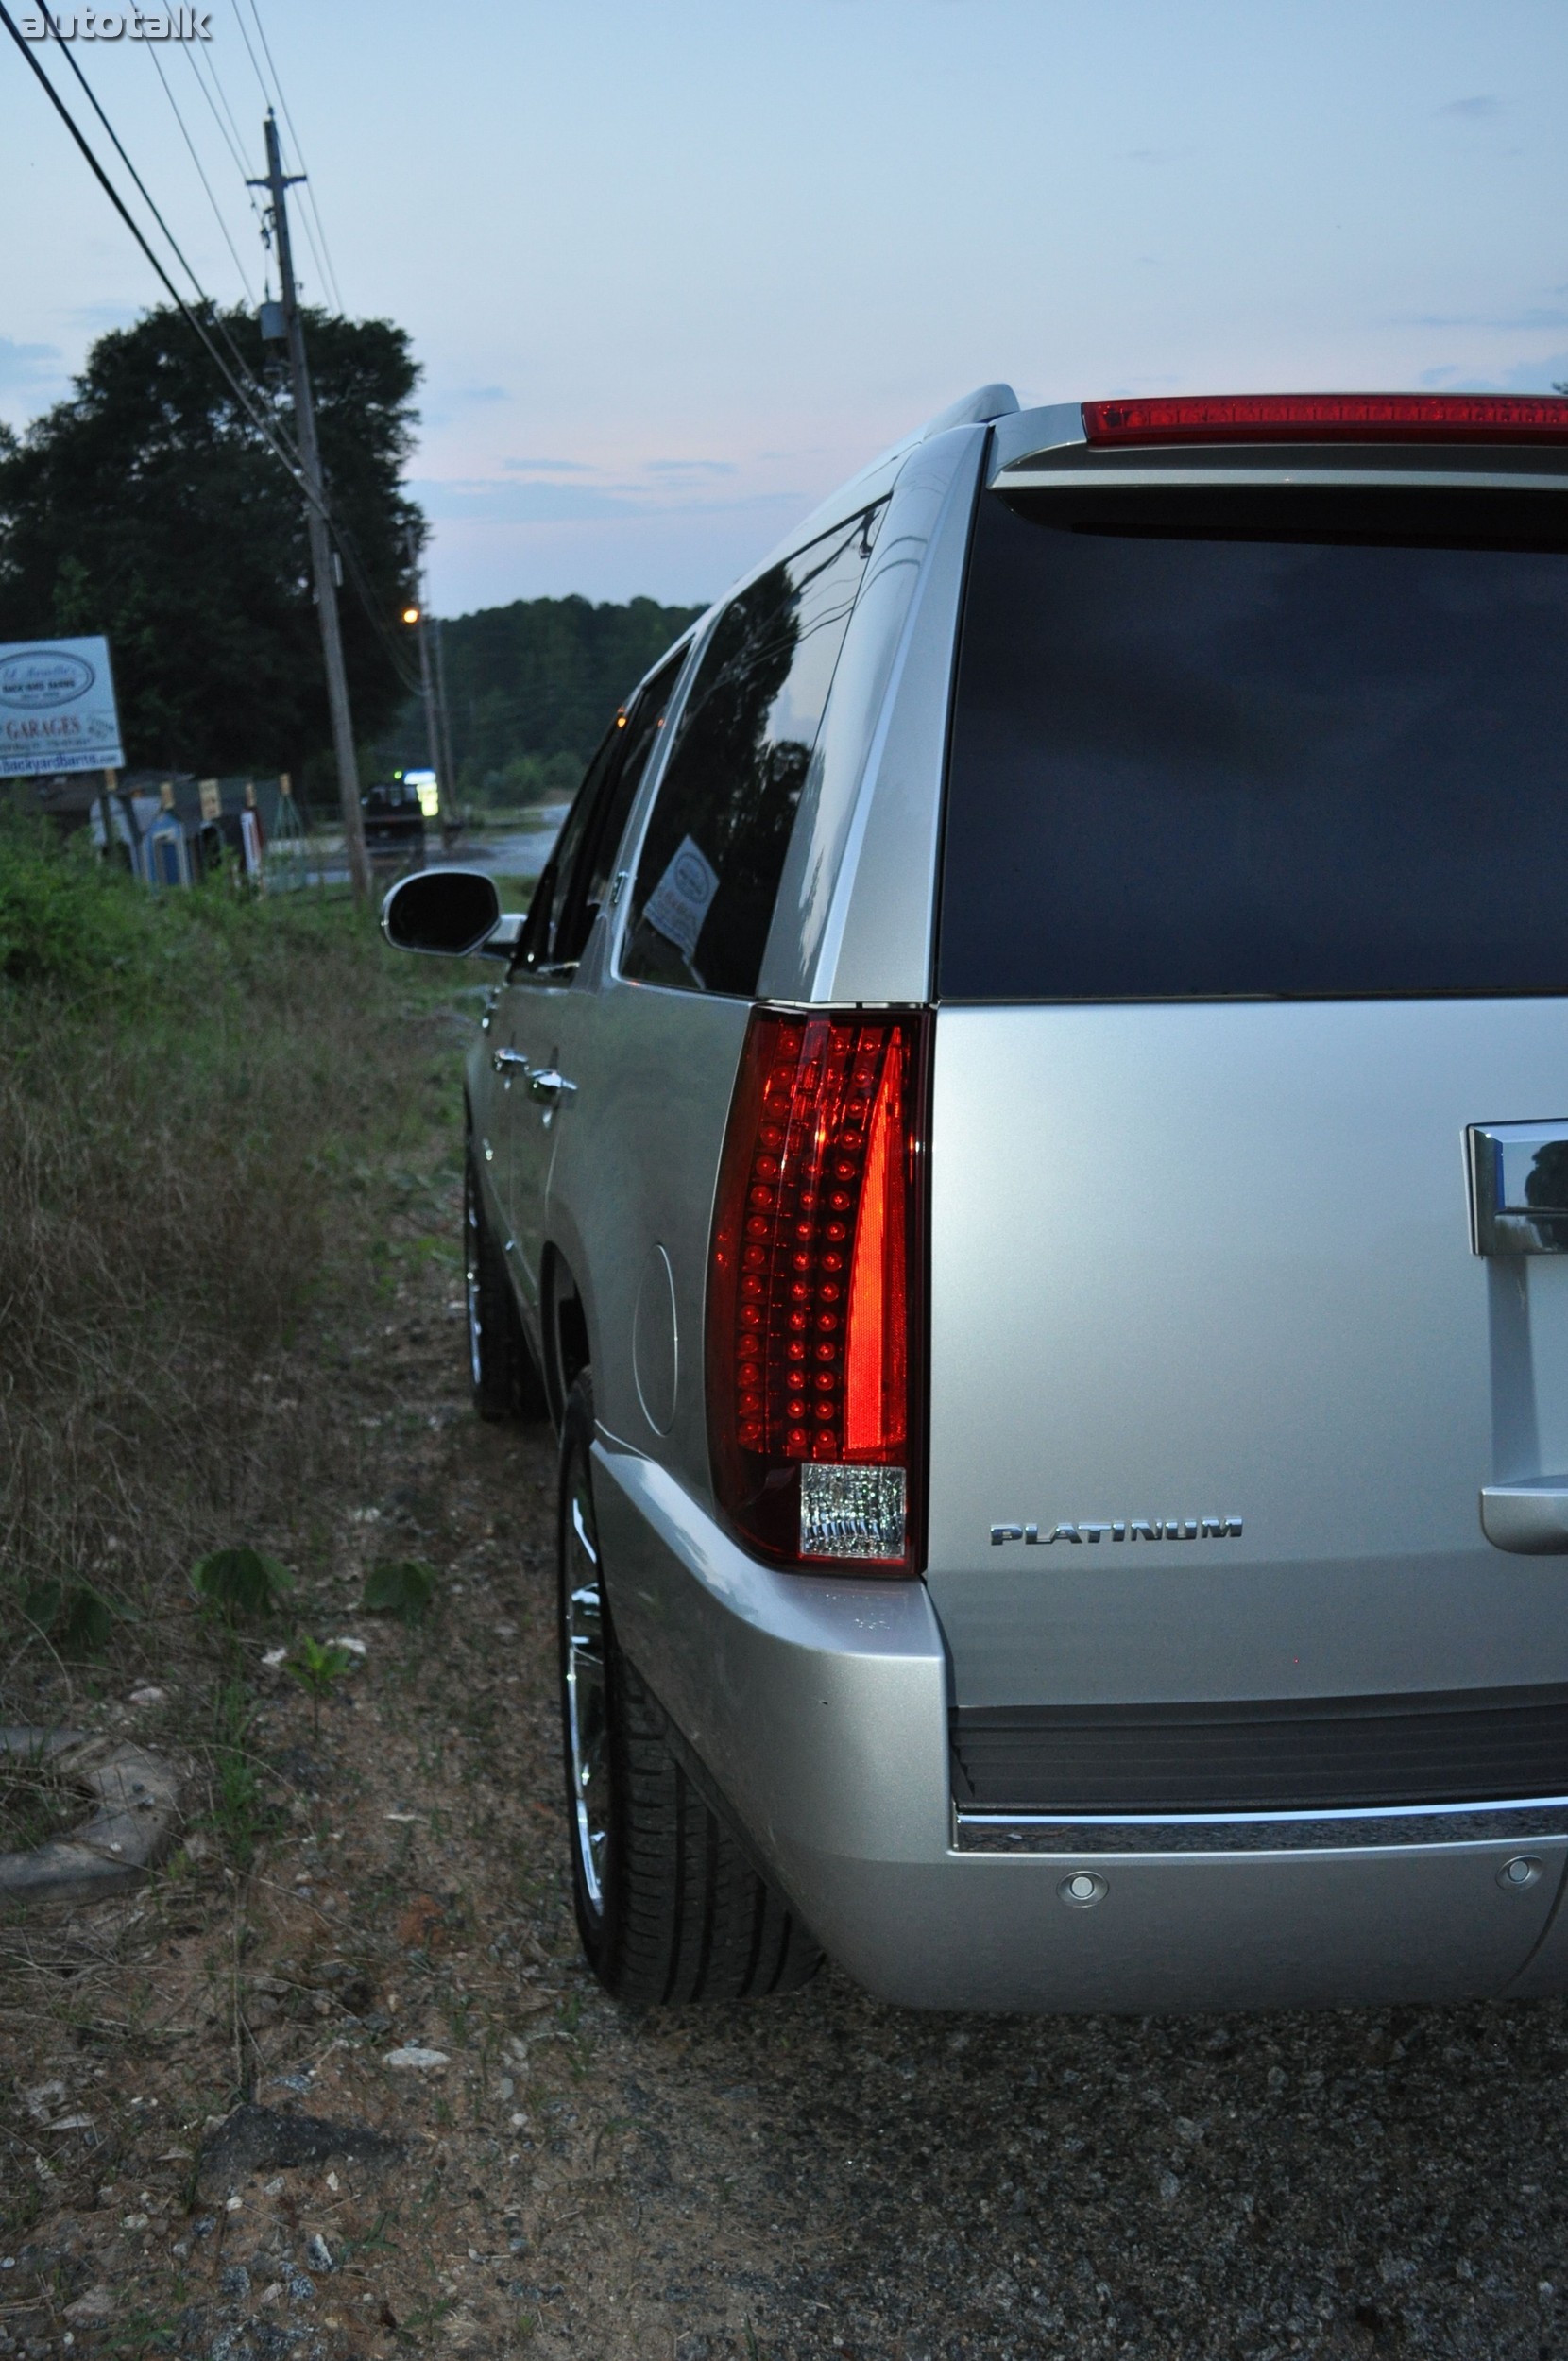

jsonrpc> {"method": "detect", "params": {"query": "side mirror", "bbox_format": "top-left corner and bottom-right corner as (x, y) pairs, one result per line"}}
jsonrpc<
(381, 867), (503, 958)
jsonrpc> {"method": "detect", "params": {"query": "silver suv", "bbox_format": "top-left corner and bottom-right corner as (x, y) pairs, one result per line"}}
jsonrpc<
(386, 385), (1568, 2014)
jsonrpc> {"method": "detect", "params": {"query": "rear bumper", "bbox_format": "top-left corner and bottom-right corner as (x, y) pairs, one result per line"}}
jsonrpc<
(592, 1443), (1568, 2013)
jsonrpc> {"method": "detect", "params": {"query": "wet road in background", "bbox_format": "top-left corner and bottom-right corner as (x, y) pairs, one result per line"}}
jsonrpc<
(305, 811), (569, 893)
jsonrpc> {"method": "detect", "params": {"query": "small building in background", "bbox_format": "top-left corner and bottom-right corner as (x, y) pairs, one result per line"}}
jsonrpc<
(19, 770), (309, 887)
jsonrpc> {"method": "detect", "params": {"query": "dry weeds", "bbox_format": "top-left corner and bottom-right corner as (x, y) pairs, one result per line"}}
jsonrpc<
(0, 852), (462, 1714)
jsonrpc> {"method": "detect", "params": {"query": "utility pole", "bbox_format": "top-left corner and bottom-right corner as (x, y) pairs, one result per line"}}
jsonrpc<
(405, 524), (446, 830)
(251, 112), (370, 903)
(434, 616), (459, 843)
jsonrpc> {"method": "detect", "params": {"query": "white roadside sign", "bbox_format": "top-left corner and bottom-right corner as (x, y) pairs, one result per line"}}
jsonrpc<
(0, 637), (125, 778)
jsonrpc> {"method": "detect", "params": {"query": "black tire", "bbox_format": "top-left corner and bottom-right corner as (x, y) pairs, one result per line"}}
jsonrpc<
(557, 1376), (822, 2004)
(464, 1148), (547, 1422)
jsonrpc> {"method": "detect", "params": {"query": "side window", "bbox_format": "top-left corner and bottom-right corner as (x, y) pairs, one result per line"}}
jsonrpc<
(512, 727), (618, 972)
(620, 505), (882, 998)
(553, 641), (690, 967)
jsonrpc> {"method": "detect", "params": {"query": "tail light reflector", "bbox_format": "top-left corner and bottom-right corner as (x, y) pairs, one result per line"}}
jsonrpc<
(1082, 393), (1568, 446)
(707, 1008), (927, 1571)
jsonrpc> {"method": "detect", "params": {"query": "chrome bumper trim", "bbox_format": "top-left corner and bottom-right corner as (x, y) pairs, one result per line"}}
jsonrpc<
(954, 1797), (1568, 1855)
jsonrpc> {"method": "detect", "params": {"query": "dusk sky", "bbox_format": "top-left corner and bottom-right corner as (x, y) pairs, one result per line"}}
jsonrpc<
(6, 0), (1567, 616)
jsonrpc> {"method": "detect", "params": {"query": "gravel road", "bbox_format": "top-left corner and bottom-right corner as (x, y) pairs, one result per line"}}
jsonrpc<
(5, 1221), (1568, 2361)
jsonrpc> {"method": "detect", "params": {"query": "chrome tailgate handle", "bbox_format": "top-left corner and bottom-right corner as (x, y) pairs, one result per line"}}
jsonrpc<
(1468, 1121), (1568, 1255)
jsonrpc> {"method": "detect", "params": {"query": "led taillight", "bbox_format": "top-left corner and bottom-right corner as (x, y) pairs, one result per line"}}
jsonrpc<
(1082, 393), (1568, 445)
(707, 1009), (926, 1571)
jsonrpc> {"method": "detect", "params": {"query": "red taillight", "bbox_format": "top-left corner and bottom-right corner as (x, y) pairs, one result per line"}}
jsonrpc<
(707, 1008), (926, 1571)
(1082, 393), (1568, 446)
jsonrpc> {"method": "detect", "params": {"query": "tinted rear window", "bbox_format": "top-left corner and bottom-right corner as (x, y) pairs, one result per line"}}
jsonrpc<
(941, 484), (1568, 1000)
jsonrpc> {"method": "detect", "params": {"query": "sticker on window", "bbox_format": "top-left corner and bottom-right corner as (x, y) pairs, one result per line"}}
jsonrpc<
(641, 834), (719, 963)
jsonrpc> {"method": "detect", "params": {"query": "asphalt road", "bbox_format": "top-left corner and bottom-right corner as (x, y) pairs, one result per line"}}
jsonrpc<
(305, 812), (569, 891)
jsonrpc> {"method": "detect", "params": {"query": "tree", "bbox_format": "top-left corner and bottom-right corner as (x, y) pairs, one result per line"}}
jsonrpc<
(392, 593), (706, 791)
(0, 305), (422, 780)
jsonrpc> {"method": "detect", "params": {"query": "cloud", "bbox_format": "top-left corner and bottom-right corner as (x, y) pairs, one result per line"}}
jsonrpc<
(0, 337), (63, 396)
(1401, 307), (1568, 333)
(1418, 353), (1568, 394)
(410, 474), (801, 528)
(427, 382), (507, 407)
(63, 302), (140, 334)
(1440, 95), (1502, 119)
(413, 477), (641, 523)
(497, 455), (739, 483)
(1500, 353), (1568, 390)
(419, 384), (509, 430)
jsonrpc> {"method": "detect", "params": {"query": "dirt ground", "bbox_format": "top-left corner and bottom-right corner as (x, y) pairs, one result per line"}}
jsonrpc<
(7, 1169), (1568, 2361)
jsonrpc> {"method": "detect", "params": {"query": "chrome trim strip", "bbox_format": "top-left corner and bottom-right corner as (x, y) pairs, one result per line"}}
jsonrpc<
(954, 1796), (1568, 1855)
(992, 465), (1568, 494)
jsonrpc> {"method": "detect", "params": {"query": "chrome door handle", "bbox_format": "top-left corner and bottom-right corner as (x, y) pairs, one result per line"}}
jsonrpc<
(491, 1046), (531, 1078)
(1468, 1121), (1568, 1255)
(527, 1068), (576, 1104)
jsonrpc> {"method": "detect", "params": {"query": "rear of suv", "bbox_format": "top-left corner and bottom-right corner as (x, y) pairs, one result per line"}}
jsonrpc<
(387, 385), (1568, 2013)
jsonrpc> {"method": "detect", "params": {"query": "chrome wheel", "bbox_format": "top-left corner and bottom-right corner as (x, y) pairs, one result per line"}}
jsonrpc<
(463, 1161), (485, 1393)
(563, 1469), (609, 1916)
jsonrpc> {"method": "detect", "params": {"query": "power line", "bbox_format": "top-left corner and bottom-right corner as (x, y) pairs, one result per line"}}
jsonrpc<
(179, 36), (247, 186)
(37, 11), (284, 431)
(256, 110), (369, 898)
(193, 30), (258, 178)
(42, 15), (228, 315)
(244, 0), (344, 313)
(188, 34), (273, 253)
(44, 16), (266, 404)
(223, 0), (290, 306)
(255, 94), (332, 313)
(226, 0), (340, 315)
(227, 0), (272, 113)
(334, 518), (424, 696)
(180, 38), (269, 254)
(0, 11), (326, 507)
(145, 39), (256, 301)
(1, 5), (417, 699)
(289, 163), (334, 311)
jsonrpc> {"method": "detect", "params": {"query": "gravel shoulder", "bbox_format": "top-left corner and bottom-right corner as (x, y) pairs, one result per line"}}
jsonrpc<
(4, 1190), (1568, 2361)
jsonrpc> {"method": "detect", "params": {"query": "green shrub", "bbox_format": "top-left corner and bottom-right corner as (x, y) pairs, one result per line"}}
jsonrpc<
(192, 1548), (294, 1620)
(284, 1634), (357, 1735)
(22, 1579), (116, 1657)
(361, 1557), (436, 1625)
(0, 814), (157, 999)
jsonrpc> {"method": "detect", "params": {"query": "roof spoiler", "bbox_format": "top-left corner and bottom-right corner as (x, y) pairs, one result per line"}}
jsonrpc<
(917, 384), (1018, 442)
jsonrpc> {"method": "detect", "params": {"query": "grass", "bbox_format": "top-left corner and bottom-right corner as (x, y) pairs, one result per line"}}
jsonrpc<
(207, 1677), (269, 1869)
(0, 819), (577, 2337)
(0, 814), (466, 1718)
(0, 1751), (80, 1852)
